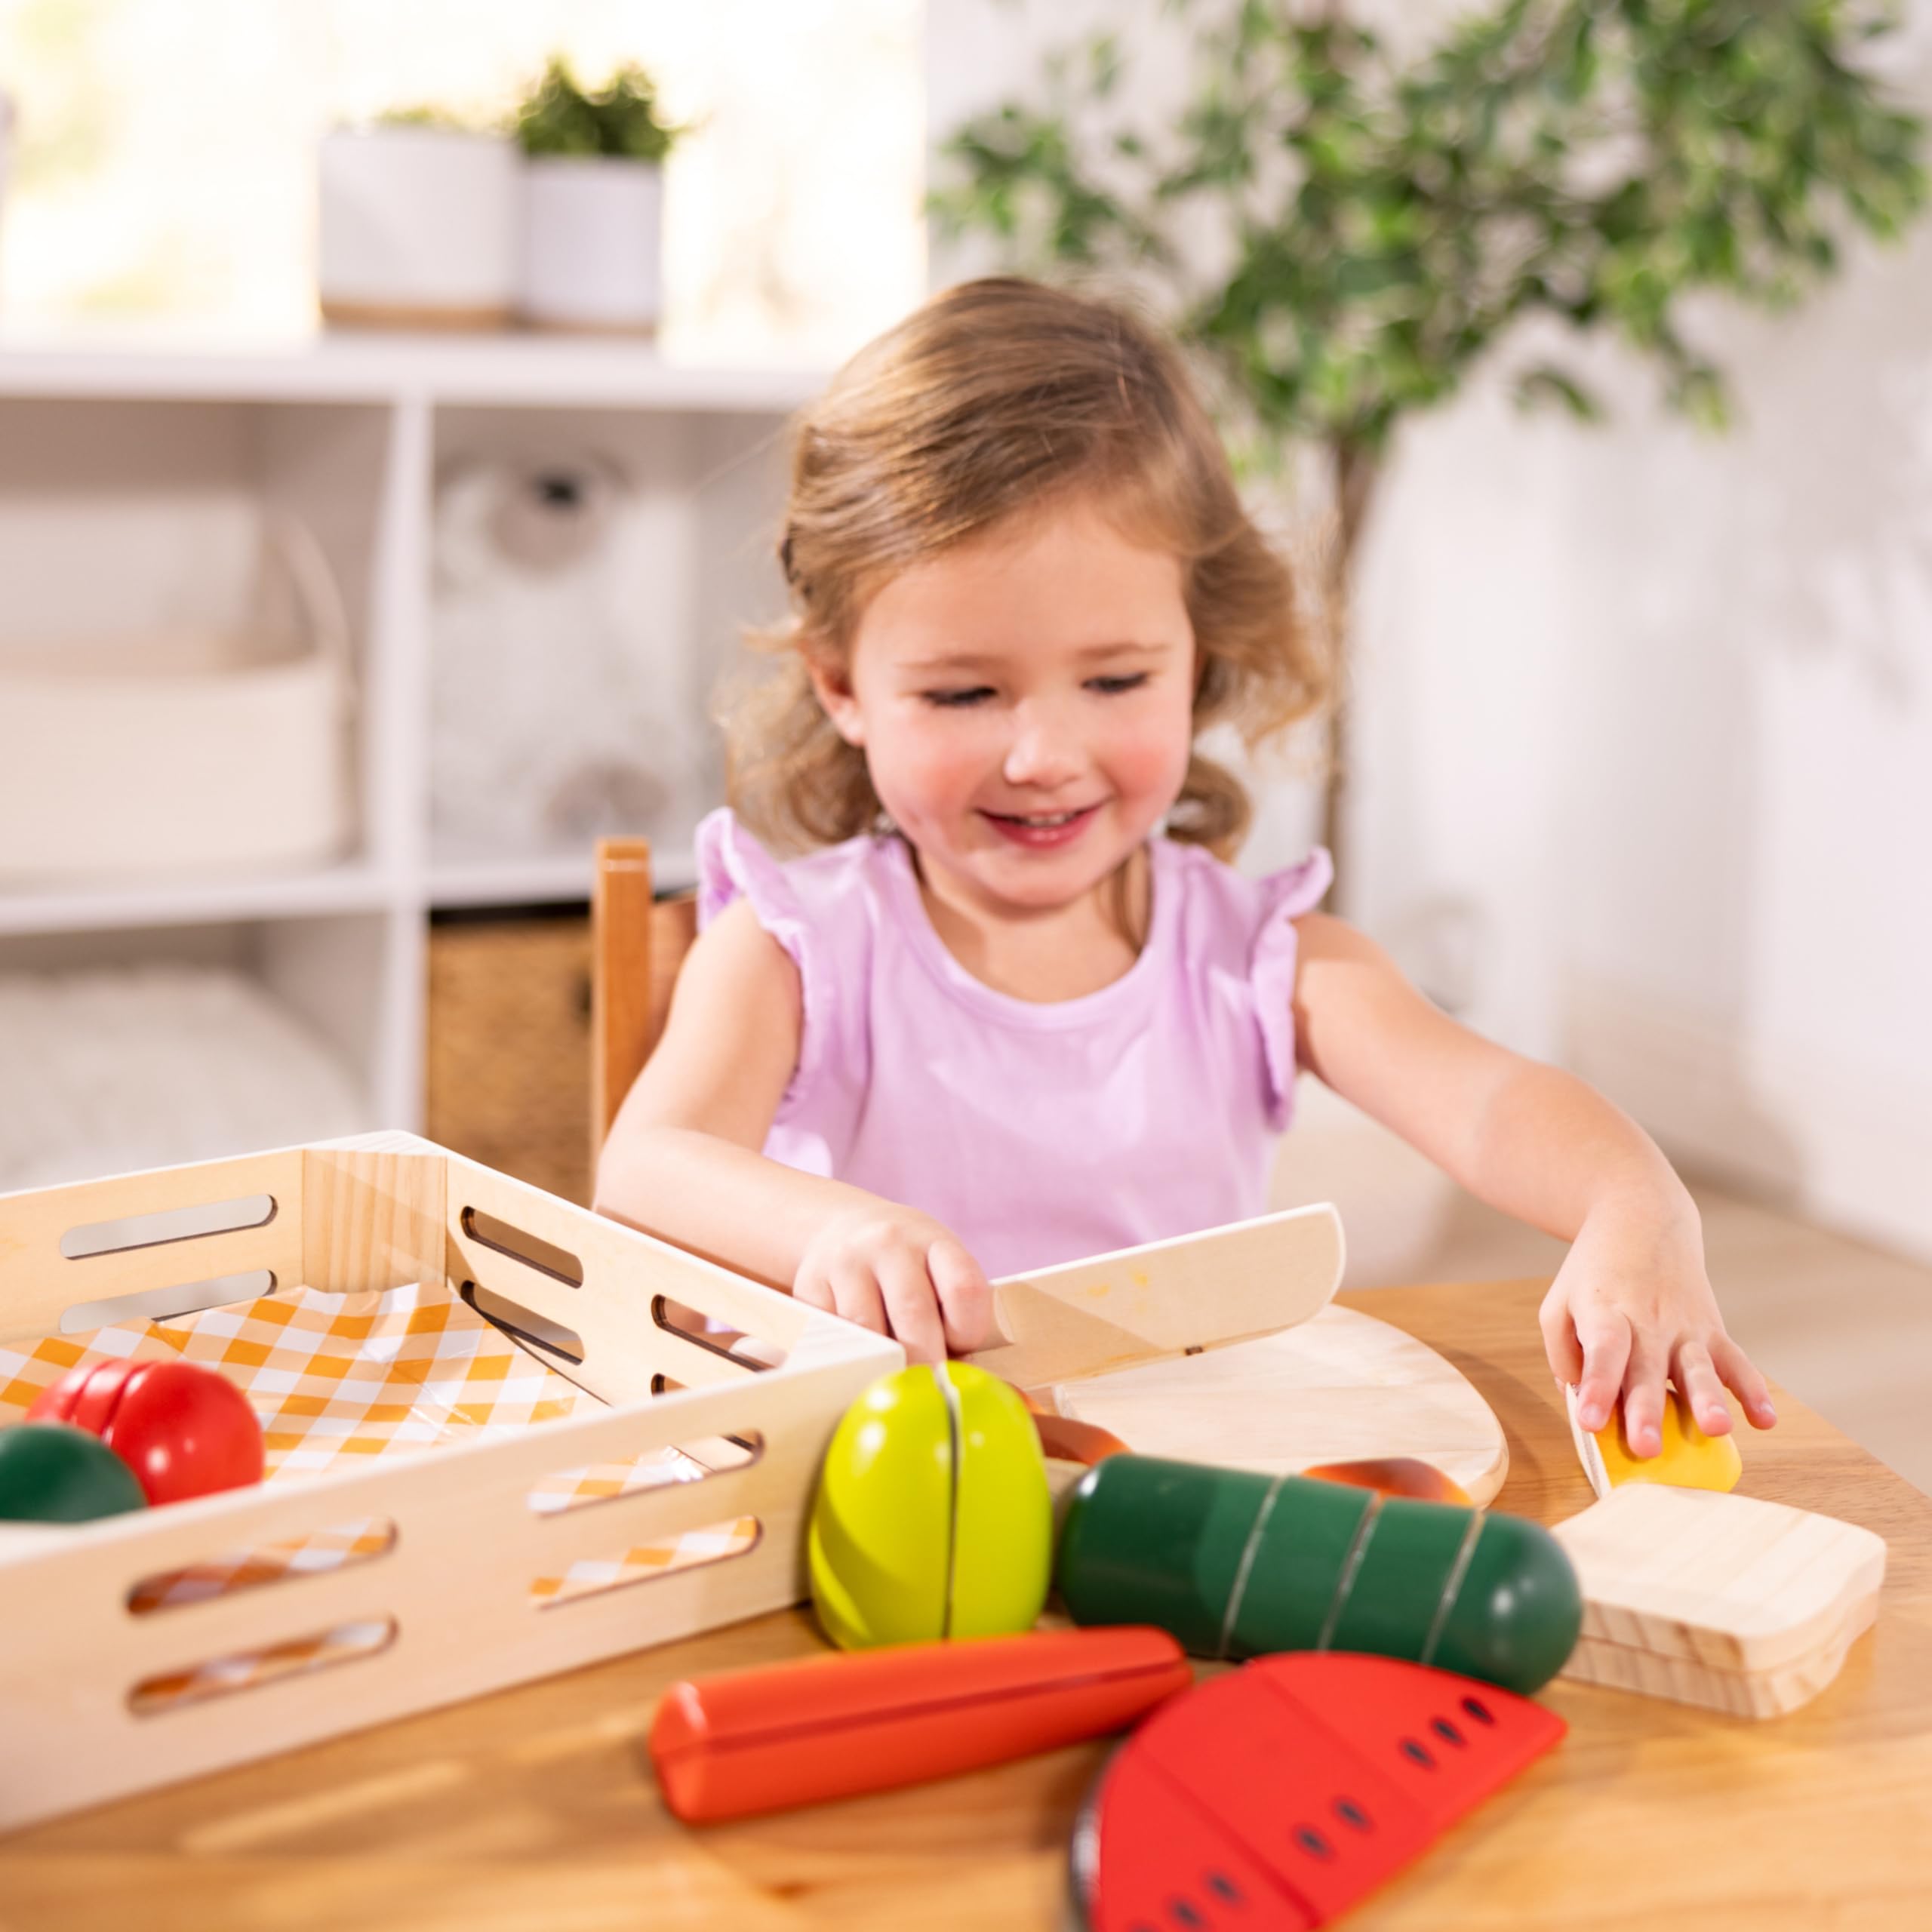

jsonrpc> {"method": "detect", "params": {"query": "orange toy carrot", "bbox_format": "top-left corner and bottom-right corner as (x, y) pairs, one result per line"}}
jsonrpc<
(651, 1626), (1189, 1823)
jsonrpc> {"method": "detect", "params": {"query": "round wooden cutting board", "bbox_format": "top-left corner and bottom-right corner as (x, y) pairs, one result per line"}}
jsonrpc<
(1047, 1302), (1509, 1505)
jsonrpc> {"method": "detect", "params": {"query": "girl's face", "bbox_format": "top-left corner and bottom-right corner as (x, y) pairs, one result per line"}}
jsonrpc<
(811, 494), (1197, 918)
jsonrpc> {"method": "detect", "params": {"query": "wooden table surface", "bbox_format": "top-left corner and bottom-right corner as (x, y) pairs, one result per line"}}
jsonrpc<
(5, 1278), (1931, 1932)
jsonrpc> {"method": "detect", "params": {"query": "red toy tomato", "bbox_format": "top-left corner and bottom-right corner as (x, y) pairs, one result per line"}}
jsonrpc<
(29, 1358), (263, 1505)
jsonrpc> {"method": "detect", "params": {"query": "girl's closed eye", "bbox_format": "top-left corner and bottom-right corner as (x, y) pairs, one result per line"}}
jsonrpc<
(922, 685), (997, 709)
(1087, 672), (1149, 696)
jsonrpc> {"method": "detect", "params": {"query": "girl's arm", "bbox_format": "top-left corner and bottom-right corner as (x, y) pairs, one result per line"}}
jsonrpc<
(1290, 913), (1777, 1457)
(592, 900), (993, 1362)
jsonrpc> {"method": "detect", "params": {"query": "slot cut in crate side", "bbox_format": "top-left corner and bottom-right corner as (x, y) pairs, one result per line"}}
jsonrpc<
(63, 1269), (281, 1336)
(61, 1192), (278, 1260)
(129, 1617), (398, 1715)
(0, 1146), (306, 1344)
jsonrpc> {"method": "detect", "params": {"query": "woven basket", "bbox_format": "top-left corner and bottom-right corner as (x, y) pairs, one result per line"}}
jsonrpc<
(0, 506), (353, 882)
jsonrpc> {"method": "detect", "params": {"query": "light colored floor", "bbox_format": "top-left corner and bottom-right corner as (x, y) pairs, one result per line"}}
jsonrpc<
(1271, 1082), (1932, 1497)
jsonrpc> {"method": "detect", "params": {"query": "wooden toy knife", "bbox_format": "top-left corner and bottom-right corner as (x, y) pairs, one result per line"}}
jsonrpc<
(965, 1203), (1344, 1395)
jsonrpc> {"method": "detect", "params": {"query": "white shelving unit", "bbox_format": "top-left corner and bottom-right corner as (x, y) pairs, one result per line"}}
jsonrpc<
(0, 331), (817, 1134)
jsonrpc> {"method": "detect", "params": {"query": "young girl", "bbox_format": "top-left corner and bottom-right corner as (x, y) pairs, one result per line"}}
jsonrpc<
(595, 275), (1775, 1463)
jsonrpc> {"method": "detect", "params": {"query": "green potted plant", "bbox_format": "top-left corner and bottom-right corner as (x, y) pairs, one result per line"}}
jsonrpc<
(932, 1), (1927, 878)
(318, 106), (518, 330)
(515, 56), (683, 334)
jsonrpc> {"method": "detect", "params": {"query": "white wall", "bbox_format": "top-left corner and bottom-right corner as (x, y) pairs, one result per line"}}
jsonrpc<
(1352, 205), (1932, 1257)
(929, 2), (1932, 1258)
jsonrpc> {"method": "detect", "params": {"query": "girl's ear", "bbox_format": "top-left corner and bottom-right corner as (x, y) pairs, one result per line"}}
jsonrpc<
(806, 650), (866, 748)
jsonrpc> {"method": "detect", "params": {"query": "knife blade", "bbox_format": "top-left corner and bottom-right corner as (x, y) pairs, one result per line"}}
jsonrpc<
(965, 1202), (1344, 1395)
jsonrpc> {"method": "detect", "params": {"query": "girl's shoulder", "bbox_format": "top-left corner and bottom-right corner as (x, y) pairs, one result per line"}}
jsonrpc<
(695, 806), (894, 933)
(694, 807), (901, 1106)
(1152, 833), (1334, 955)
(1150, 835), (1333, 1134)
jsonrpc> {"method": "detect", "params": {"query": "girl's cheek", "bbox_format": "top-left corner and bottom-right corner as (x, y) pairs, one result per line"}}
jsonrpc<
(1108, 699), (1194, 804)
(868, 709), (989, 818)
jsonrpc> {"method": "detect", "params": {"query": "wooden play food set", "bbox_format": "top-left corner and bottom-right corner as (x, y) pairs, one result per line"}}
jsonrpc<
(1071, 1652), (1567, 1930)
(808, 1361), (1052, 1650)
(0, 1131), (903, 1832)
(29, 1358), (264, 1505)
(650, 1626), (1192, 1822)
(1566, 1380), (1744, 1497)
(1056, 1454), (1582, 1695)
(1553, 1483), (1887, 1718)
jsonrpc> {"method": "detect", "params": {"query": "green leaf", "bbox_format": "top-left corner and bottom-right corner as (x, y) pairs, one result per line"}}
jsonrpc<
(1514, 364), (1604, 421)
(514, 54), (681, 161)
(926, 0), (1928, 452)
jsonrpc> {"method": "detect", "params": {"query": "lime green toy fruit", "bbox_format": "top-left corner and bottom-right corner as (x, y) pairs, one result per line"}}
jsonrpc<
(0, 1422), (149, 1523)
(808, 1362), (1053, 1651)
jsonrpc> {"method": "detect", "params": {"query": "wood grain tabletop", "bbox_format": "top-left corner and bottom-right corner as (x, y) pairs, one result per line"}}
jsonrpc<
(5, 1278), (1930, 1932)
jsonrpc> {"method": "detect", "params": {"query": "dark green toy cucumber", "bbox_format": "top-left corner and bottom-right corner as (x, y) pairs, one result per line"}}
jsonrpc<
(1055, 1454), (1580, 1695)
(0, 1422), (147, 1524)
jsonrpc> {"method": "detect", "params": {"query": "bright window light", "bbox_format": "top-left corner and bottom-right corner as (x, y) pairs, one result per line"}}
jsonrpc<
(0, 0), (925, 361)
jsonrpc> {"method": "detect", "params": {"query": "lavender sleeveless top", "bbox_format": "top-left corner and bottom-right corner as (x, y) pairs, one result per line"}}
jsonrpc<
(695, 809), (1333, 1278)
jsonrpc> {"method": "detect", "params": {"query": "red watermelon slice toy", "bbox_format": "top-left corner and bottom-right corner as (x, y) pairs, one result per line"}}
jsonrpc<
(1071, 1652), (1565, 1930)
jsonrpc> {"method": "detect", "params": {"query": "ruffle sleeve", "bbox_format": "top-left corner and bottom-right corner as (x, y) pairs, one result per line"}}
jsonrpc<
(1250, 846), (1335, 1132)
(694, 807), (826, 1106)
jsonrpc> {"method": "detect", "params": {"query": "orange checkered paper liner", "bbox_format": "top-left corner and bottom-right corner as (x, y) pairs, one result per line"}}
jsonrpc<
(0, 1281), (758, 1709)
(0, 1279), (598, 1474)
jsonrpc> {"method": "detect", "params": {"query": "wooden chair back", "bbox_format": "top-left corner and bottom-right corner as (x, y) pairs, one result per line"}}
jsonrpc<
(590, 838), (699, 1156)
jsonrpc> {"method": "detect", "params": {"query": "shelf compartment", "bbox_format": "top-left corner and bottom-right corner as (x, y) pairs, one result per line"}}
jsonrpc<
(427, 403), (789, 881)
(0, 395), (398, 888)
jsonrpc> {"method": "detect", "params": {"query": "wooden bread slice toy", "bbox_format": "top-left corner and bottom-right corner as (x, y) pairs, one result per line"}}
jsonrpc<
(966, 1204), (1344, 1393)
(1552, 1484), (1887, 1718)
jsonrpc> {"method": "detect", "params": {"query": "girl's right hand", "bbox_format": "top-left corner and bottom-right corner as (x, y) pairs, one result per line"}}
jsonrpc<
(792, 1204), (998, 1365)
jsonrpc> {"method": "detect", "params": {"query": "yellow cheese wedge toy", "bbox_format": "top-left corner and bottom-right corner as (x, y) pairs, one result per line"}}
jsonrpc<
(1566, 1381), (1743, 1500)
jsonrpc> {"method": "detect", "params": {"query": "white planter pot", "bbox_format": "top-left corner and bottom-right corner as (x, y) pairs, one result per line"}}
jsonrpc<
(519, 156), (663, 334)
(318, 128), (519, 329)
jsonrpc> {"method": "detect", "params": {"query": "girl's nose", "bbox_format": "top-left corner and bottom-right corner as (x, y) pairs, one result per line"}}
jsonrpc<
(1002, 706), (1084, 789)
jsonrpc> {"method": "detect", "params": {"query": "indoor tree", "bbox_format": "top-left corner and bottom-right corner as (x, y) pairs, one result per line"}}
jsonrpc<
(931, 0), (1927, 878)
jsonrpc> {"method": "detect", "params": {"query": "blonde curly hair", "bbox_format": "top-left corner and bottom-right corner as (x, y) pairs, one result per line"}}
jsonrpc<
(725, 276), (1327, 860)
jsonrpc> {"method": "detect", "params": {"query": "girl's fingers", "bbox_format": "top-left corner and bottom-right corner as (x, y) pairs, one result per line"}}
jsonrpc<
(1712, 1332), (1779, 1429)
(1537, 1285), (1586, 1387)
(825, 1260), (889, 1341)
(876, 1246), (946, 1366)
(1671, 1339), (1733, 1437)
(1571, 1310), (1632, 1435)
(1619, 1331), (1672, 1460)
(792, 1269), (836, 1315)
(928, 1236), (998, 1355)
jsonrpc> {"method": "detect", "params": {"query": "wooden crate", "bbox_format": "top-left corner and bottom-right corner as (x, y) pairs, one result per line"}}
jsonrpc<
(0, 1132), (900, 1831)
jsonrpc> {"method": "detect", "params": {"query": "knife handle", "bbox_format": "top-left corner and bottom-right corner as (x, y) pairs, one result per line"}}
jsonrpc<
(649, 1626), (1190, 1823)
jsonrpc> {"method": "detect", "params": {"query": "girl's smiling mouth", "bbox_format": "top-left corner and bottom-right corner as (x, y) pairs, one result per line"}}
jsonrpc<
(979, 803), (1103, 848)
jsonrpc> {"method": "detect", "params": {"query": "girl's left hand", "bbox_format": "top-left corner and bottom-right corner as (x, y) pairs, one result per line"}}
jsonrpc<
(1537, 1198), (1778, 1459)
